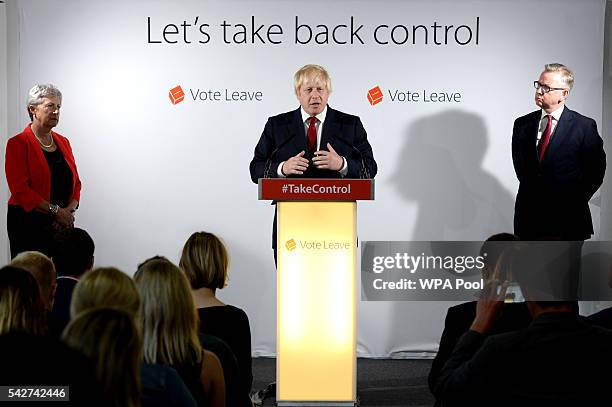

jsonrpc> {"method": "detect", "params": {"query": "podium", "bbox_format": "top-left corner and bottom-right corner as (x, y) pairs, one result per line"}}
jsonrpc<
(259, 178), (374, 406)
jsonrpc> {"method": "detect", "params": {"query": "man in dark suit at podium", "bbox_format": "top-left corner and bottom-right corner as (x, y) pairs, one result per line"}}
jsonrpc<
(249, 64), (377, 255)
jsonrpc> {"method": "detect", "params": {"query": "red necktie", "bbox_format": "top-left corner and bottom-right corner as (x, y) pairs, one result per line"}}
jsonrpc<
(537, 114), (553, 162)
(307, 117), (317, 154)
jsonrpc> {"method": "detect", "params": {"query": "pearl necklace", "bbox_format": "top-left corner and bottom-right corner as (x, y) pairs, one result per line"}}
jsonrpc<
(34, 132), (54, 149)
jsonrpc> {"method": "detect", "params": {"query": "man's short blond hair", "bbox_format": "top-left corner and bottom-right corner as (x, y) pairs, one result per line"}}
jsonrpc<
(294, 64), (332, 95)
(11, 251), (56, 308)
(544, 63), (574, 90)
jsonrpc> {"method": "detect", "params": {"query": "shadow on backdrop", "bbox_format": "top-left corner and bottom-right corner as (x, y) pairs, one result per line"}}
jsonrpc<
(391, 109), (514, 240)
(386, 110), (515, 357)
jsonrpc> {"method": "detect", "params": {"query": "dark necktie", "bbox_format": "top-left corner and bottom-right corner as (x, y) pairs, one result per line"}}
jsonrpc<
(307, 117), (317, 154)
(537, 114), (553, 162)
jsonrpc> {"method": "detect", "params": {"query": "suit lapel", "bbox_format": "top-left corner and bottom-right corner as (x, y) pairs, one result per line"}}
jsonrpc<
(542, 106), (574, 163)
(290, 107), (308, 153)
(321, 106), (340, 151)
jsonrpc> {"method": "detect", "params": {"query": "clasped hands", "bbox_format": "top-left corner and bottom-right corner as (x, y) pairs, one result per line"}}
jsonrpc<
(281, 143), (344, 175)
(52, 207), (75, 230)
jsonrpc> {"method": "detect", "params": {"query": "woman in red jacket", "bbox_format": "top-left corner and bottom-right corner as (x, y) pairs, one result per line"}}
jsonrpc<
(5, 84), (81, 258)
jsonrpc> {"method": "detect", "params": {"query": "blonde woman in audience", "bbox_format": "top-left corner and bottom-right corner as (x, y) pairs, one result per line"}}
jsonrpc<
(0, 266), (46, 335)
(135, 257), (225, 407)
(70, 267), (140, 318)
(70, 266), (197, 407)
(11, 251), (56, 311)
(63, 307), (141, 407)
(180, 232), (253, 399)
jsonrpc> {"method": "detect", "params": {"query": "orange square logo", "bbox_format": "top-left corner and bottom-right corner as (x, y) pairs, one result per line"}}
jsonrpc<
(367, 86), (383, 106)
(169, 85), (185, 105)
(285, 239), (297, 251)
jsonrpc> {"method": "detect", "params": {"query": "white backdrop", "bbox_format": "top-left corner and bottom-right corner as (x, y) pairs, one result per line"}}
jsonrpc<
(1, 0), (607, 357)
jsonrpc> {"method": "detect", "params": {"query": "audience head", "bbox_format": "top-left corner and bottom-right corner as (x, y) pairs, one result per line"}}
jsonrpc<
(63, 307), (141, 407)
(136, 255), (169, 270)
(180, 231), (229, 290)
(479, 233), (520, 281)
(52, 228), (95, 277)
(134, 257), (202, 366)
(10, 251), (57, 310)
(501, 243), (578, 313)
(70, 267), (140, 319)
(0, 266), (46, 335)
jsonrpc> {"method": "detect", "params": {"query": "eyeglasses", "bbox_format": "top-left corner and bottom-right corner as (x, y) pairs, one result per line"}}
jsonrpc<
(534, 81), (567, 93)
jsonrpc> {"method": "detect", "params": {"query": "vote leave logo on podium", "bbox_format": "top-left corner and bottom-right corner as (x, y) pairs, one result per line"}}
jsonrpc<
(285, 239), (297, 251)
(169, 85), (185, 105)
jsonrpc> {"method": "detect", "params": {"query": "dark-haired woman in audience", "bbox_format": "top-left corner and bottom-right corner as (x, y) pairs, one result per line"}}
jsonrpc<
(63, 308), (141, 407)
(180, 232), (254, 401)
(135, 258), (225, 407)
(5, 84), (81, 258)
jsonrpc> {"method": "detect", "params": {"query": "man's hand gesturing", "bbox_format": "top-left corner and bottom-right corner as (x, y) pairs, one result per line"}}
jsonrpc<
(282, 151), (309, 175)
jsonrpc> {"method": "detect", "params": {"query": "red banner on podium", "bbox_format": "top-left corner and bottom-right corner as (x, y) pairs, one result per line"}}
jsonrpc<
(258, 178), (374, 201)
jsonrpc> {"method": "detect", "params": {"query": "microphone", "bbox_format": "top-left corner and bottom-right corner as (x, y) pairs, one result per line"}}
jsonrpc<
(263, 132), (298, 178)
(331, 133), (371, 179)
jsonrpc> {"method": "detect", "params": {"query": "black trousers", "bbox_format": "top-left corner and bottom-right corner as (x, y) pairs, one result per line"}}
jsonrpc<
(7, 205), (55, 259)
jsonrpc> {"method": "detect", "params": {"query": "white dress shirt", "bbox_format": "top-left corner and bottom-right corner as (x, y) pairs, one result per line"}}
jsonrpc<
(536, 105), (564, 146)
(277, 105), (348, 177)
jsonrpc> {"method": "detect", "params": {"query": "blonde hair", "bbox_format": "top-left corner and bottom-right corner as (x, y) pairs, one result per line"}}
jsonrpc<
(134, 258), (202, 366)
(293, 64), (332, 95)
(63, 308), (141, 407)
(11, 251), (56, 309)
(544, 63), (574, 90)
(0, 266), (46, 336)
(70, 267), (140, 319)
(180, 232), (229, 290)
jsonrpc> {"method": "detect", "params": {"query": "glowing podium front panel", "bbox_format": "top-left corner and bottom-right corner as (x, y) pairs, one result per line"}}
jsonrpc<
(277, 201), (356, 405)
(258, 178), (373, 406)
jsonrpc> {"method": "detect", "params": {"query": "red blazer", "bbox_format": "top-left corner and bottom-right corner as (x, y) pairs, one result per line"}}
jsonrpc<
(5, 124), (81, 212)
